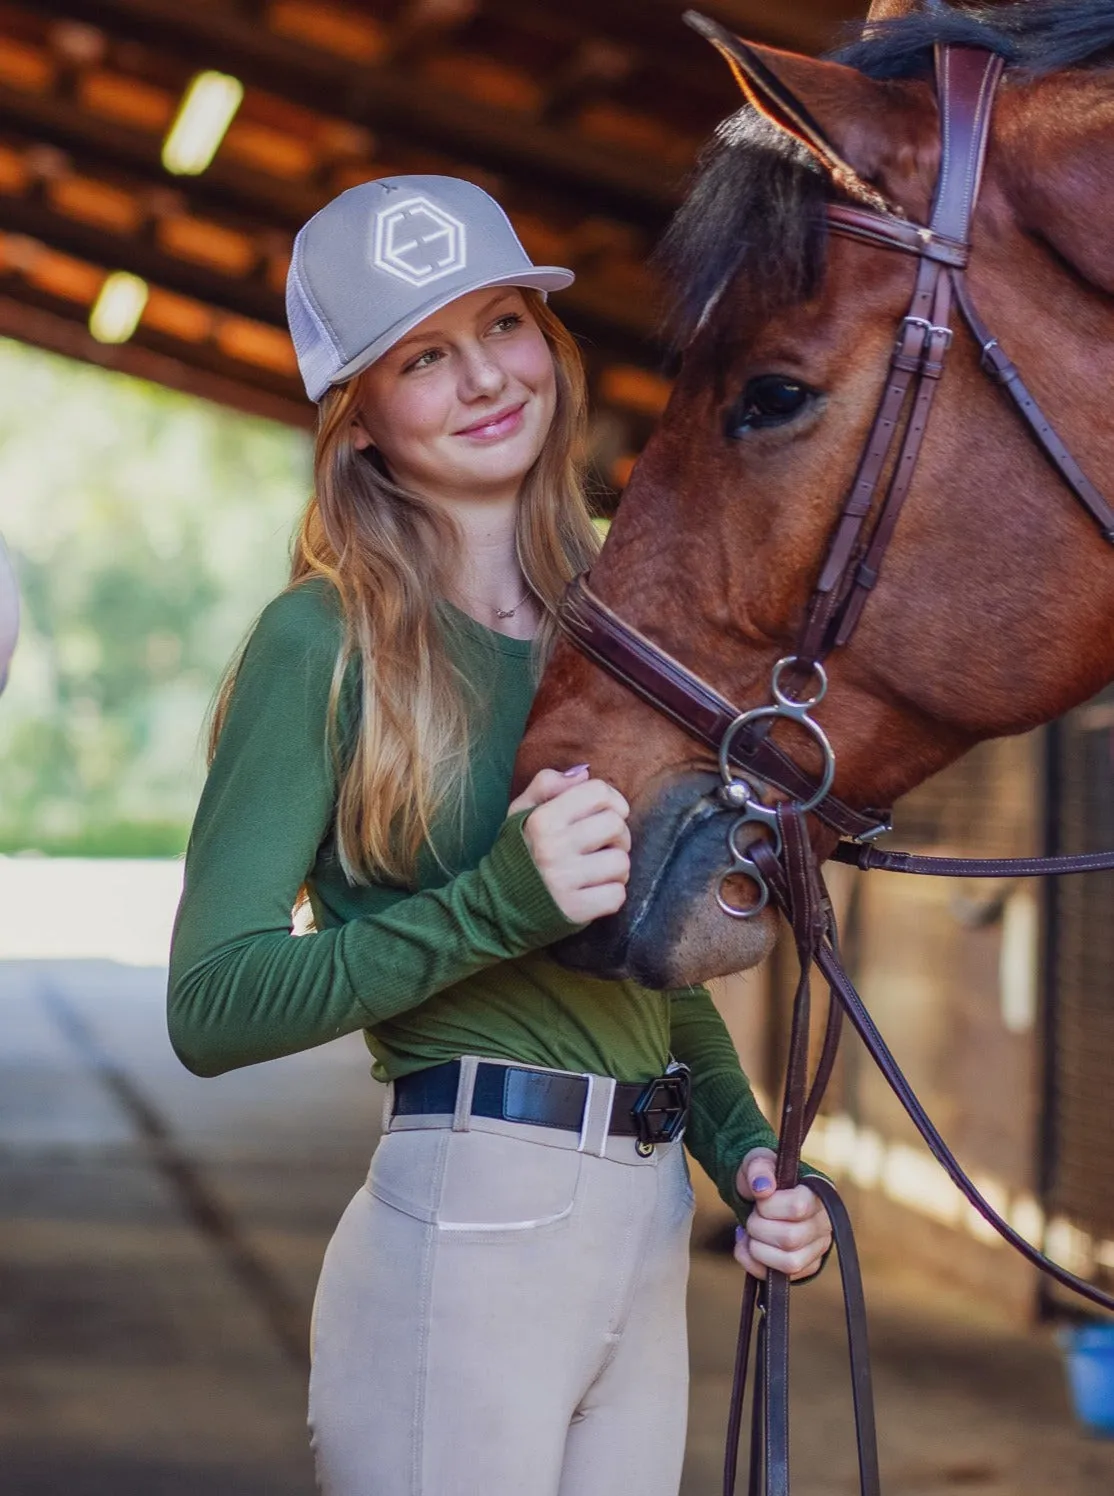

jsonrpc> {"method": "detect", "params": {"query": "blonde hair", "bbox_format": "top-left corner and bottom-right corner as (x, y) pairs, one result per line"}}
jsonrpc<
(210, 291), (600, 886)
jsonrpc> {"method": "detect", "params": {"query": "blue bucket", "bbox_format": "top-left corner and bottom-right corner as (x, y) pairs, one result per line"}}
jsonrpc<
(1060, 1323), (1114, 1434)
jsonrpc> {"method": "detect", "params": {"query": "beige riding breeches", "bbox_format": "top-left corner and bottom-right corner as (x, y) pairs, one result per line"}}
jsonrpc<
(308, 1087), (695, 1496)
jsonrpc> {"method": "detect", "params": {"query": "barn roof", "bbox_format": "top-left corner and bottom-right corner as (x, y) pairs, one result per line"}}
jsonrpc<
(0, 0), (864, 485)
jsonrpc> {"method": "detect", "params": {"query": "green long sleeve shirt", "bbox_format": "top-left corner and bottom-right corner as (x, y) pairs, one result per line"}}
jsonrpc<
(167, 577), (781, 1216)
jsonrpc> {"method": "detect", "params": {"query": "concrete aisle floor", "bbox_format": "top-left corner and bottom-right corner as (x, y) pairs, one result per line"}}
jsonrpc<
(3, 958), (1113, 1496)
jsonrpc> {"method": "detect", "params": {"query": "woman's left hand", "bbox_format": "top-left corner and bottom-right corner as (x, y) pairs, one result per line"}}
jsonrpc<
(732, 1147), (832, 1282)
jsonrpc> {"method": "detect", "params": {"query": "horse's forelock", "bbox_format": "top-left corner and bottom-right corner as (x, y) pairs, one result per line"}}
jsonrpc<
(833, 0), (1114, 80)
(654, 108), (828, 351)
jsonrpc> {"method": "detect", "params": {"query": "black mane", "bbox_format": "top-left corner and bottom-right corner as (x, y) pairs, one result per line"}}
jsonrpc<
(657, 0), (1114, 348)
(835, 0), (1114, 79)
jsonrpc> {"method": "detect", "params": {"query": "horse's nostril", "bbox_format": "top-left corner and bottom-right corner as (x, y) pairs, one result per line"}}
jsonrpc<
(718, 868), (766, 915)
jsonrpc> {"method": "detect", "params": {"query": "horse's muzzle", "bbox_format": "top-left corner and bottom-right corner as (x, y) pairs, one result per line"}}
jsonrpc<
(550, 769), (780, 988)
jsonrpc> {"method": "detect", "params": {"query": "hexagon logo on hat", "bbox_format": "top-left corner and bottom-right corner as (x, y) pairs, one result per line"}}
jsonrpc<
(373, 195), (467, 287)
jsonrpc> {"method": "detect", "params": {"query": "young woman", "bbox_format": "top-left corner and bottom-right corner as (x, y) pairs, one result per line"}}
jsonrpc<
(168, 175), (831, 1496)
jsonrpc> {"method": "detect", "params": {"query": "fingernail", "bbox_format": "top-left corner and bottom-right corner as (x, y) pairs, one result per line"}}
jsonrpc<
(563, 763), (590, 777)
(735, 1225), (746, 1244)
(753, 1176), (774, 1193)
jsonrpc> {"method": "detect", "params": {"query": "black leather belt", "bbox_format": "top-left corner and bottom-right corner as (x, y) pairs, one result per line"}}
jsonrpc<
(392, 1059), (690, 1150)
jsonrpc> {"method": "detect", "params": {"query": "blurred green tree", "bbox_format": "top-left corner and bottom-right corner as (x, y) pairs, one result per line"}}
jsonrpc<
(0, 339), (310, 856)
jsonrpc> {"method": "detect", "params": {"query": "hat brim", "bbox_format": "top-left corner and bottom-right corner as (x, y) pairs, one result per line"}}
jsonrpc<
(324, 267), (575, 398)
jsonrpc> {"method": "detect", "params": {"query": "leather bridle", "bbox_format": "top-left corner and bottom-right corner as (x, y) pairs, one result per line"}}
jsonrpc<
(556, 43), (1114, 1496)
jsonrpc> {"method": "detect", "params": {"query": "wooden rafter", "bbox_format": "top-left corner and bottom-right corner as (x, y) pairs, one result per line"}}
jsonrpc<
(0, 282), (312, 424)
(0, 0), (864, 441)
(0, 177), (665, 364)
(2, 192), (283, 323)
(30, 0), (689, 225)
(0, 77), (314, 230)
(474, 0), (855, 84)
(0, 161), (667, 364)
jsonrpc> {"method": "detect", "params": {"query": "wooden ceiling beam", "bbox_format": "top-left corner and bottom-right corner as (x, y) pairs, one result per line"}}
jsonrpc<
(2, 191), (285, 324)
(712, 0), (861, 54)
(382, 0), (479, 69)
(0, 165), (665, 359)
(0, 129), (667, 356)
(0, 182), (666, 371)
(475, 0), (850, 80)
(594, 0), (856, 57)
(0, 77), (315, 231)
(29, 0), (683, 226)
(539, 39), (635, 127)
(0, 283), (313, 426)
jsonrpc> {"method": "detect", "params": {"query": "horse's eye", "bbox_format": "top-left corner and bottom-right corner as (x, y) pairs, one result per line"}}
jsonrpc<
(727, 376), (813, 437)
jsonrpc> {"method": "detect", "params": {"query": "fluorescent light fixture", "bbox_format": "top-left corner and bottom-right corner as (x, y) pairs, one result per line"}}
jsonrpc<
(162, 70), (244, 175)
(89, 271), (148, 344)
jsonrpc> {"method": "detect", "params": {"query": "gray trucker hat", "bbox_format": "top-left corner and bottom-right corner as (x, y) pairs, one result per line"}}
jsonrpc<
(286, 175), (575, 402)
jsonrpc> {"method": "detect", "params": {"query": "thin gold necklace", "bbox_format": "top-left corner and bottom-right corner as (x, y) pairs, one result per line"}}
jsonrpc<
(456, 582), (533, 620)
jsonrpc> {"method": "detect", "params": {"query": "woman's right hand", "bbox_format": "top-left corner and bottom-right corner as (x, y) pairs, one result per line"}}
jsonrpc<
(508, 766), (630, 924)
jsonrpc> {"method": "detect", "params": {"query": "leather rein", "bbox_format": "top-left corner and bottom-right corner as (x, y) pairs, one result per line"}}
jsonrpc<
(556, 44), (1114, 1496)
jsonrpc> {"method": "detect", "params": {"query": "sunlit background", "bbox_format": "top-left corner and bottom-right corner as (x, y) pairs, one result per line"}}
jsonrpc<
(0, 339), (307, 860)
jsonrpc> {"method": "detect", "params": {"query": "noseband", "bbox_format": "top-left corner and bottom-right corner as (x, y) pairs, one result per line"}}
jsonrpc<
(557, 44), (1114, 1496)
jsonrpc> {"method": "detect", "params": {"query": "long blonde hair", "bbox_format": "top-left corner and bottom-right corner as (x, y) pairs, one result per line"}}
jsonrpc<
(210, 291), (600, 886)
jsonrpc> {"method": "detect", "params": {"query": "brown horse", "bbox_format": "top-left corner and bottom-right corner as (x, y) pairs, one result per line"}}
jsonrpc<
(515, 0), (1114, 988)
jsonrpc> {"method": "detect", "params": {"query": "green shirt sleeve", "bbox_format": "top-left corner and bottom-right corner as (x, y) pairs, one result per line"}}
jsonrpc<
(669, 983), (829, 1223)
(167, 584), (579, 1078)
(668, 983), (778, 1218)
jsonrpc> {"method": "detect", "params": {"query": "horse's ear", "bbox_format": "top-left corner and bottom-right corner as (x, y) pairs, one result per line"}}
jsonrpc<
(685, 12), (896, 214)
